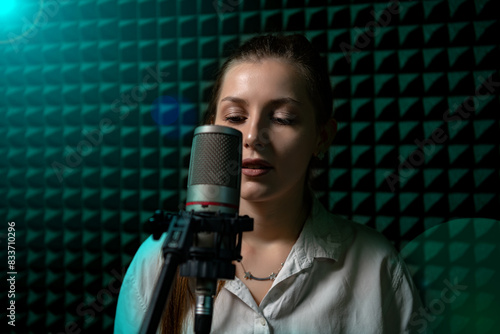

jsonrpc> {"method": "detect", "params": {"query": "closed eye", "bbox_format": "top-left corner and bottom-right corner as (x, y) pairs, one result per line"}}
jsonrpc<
(271, 117), (295, 125)
(224, 116), (246, 124)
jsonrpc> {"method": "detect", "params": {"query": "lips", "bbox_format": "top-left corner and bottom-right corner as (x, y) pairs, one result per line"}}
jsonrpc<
(242, 158), (272, 169)
(242, 158), (273, 177)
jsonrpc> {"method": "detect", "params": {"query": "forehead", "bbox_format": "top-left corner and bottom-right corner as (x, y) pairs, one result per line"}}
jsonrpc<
(219, 59), (310, 101)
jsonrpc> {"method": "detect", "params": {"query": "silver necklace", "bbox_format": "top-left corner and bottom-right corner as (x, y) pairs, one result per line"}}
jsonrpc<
(239, 261), (285, 281)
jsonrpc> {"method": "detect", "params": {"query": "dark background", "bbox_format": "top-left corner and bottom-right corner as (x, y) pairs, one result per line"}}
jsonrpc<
(1, 0), (499, 333)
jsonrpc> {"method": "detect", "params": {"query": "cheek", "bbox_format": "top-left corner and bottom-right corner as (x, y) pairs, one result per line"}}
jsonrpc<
(273, 132), (316, 166)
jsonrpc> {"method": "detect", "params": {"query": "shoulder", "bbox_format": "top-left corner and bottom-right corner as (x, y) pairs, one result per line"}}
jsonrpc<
(130, 234), (166, 271)
(318, 208), (422, 302)
(310, 199), (408, 285)
(329, 212), (403, 272)
(125, 234), (166, 296)
(334, 217), (424, 332)
(114, 235), (166, 333)
(307, 197), (397, 262)
(350, 219), (398, 256)
(333, 215), (414, 295)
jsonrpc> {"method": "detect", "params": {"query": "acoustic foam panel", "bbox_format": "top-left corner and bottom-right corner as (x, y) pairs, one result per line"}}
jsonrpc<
(0, 0), (498, 333)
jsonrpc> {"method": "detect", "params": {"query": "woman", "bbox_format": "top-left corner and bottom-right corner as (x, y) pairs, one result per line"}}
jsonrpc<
(115, 34), (423, 334)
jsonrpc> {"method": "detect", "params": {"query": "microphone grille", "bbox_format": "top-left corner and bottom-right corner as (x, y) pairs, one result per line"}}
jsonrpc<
(189, 132), (240, 189)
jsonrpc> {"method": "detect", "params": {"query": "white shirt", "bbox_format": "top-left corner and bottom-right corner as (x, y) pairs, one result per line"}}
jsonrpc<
(115, 197), (424, 333)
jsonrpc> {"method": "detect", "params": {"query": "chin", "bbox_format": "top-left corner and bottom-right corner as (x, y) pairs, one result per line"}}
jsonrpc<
(240, 183), (275, 202)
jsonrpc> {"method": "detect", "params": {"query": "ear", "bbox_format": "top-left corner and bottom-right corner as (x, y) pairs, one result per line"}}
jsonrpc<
(316, 118), (337, 153)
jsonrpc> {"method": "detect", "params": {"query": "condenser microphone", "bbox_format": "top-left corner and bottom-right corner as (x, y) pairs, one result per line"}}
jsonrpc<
(184, 125), (242, 334)
(186, 125), (242, 214)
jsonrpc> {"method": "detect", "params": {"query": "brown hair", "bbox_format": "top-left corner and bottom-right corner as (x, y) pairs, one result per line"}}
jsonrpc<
(160, 33), (333, 334)
(159, 272), (193, 333)
(160, 275), (224, 334)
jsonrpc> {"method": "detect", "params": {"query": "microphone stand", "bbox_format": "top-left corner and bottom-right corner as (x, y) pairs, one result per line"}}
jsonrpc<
(140, 210), (253, 334)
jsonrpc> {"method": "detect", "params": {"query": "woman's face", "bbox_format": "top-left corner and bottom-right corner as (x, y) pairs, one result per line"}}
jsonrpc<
(214, 59), (320, 202)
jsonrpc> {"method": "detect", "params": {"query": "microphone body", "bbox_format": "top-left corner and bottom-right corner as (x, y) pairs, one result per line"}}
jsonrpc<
(184, 125), (242, 334)
(186, 125), (242, 214)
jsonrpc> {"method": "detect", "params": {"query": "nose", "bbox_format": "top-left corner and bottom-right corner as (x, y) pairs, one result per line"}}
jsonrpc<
(243, 118), (269, 151)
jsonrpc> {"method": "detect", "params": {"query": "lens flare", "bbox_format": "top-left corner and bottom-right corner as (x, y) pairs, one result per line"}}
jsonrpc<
(0, 0), (16, 16)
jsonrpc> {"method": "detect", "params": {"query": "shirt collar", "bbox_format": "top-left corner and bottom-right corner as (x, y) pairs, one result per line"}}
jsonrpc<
(289, 195), (355, 266)
(225, 195), (355, 292)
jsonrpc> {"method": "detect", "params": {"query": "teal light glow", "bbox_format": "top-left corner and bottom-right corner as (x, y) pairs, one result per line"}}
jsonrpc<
(0, 0), (16, 16)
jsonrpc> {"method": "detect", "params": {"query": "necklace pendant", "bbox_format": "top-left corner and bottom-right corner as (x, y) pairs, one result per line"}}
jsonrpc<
(239, 261), (284, 281)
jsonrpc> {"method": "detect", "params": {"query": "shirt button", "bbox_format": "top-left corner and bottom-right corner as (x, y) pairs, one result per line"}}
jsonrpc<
(260, 318), (266, 326)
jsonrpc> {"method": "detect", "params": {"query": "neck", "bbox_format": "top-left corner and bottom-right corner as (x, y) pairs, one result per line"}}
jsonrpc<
(238, 186), (312, 249)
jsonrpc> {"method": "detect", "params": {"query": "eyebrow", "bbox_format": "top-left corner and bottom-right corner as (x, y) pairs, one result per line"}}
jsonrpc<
(219, 96), (302, 107)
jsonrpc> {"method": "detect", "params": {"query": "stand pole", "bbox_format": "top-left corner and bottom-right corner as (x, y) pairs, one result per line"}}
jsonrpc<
(140, 253), (182, 334)
(139, 211), (253, 334)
